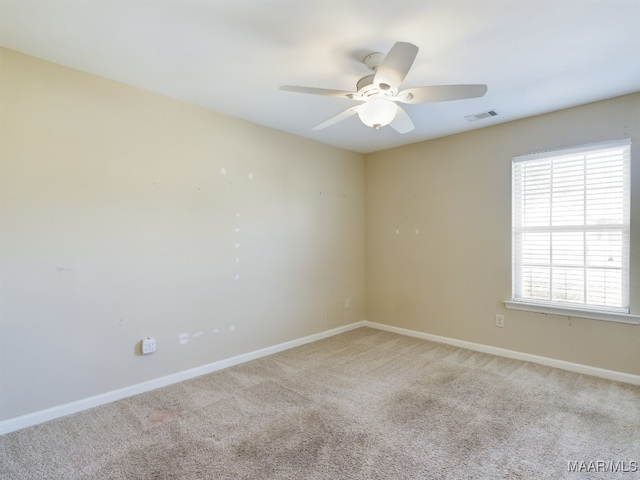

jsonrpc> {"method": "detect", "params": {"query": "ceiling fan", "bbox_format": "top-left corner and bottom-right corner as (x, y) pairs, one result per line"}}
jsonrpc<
(280, 42), (487, 134)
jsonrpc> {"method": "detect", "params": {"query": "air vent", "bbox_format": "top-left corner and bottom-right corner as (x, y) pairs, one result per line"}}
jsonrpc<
(464, 110), (499, 122)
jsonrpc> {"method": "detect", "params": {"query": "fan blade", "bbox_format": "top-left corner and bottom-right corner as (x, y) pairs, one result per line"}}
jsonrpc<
(389, 105), (414, 134)
(397, 84), (487, 104)
(280, 85), (357, 99)
(312, 105), (361, 130)
(374, 42), (419, 91)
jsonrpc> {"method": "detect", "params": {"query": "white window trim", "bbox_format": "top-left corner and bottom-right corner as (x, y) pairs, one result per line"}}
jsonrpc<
(504, 300), (640, 325)
(510, 138), (635, 324)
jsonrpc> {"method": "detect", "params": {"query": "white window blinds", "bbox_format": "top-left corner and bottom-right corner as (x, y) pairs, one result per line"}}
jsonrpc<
(512, 139), (631, 313)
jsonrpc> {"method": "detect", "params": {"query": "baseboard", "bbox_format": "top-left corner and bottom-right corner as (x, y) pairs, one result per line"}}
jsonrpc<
(364, 321), (640, 386)
(0, 321), (366, 436)
(5, 318), (636, 436)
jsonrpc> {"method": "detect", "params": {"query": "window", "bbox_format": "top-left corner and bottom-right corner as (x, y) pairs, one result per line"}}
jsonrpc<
(507, 139), (638, 324)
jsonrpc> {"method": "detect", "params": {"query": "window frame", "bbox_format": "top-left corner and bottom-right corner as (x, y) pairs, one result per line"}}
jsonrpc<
(506, 139), (639, 325)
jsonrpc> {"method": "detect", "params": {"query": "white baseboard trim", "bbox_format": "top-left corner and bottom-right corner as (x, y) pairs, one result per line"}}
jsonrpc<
(0, 321), (366, 436)
(364, 321), (640, 386)
(4, 318), (636, 436)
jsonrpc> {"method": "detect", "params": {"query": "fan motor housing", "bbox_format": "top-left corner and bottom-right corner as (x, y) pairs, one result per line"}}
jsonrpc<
(356, 74), (375, 92)
(356, 74), (397, 98)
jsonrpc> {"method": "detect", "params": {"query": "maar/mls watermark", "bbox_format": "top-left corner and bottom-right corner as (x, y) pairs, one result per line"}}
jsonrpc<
(568, 460), (638, 474)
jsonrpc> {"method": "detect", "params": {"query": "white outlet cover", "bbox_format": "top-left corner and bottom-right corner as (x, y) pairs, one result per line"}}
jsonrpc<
(142, 337), (156, 354)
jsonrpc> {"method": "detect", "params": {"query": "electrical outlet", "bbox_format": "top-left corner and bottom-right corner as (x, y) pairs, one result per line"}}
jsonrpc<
(495, 314), (505, 328)
(345, 298), (351, 309)
(142, 337), (156, 354)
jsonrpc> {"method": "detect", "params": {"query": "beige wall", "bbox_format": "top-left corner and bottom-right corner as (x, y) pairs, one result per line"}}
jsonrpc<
(1, 46), (638, 424)
(366, 93), (640, 375)
(0, 48), (365, 421)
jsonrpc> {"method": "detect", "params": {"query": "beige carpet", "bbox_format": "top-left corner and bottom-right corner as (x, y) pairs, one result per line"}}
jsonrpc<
(1, 327), (639, 479)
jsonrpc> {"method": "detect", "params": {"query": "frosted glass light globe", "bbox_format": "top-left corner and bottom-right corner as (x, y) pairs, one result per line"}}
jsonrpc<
(357, 97), (397, 129)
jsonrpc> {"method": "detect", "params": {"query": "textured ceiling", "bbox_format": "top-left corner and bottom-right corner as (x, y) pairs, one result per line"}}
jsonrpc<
(1, 0), (639, 153)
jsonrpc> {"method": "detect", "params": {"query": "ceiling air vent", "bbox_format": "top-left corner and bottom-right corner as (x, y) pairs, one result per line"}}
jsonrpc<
(464, 110), (498, 122)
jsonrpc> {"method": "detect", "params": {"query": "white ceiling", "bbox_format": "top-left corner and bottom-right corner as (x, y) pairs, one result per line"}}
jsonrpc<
(1, 0), (639, 154)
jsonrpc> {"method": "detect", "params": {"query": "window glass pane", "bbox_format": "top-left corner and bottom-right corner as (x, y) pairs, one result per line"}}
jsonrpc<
(551, 267), (585, 304)
(586, 232), (622, 269)
(522, 232), (550, 265)
(552, 232), (583, 267)
(521, 265), (550, 300)
(586, 268), (622, 307)
(552, 158), (584, 227)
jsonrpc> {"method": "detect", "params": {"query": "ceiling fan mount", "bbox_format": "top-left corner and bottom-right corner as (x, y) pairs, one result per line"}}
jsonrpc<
(280, 42), (488, 133)
(363, 52), (385, 71)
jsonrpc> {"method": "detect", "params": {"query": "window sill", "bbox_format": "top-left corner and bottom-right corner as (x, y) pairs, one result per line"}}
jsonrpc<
(503, 301), (640, 325)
